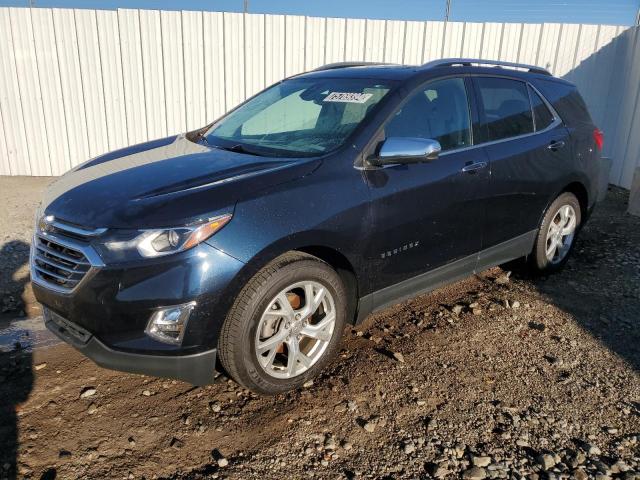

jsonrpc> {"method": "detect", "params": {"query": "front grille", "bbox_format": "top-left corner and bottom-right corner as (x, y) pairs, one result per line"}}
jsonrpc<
(30, 218), (105, 294)
(32, 236), (91, 291)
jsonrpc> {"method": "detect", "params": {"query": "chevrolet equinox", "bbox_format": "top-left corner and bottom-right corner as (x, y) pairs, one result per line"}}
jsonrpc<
(32, 58), (605, 394)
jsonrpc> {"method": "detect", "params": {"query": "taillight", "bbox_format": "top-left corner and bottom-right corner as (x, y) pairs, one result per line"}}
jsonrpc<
(593, 128), (604, 151)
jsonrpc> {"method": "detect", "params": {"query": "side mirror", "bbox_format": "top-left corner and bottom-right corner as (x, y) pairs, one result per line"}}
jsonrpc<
(371, 137), (442, 166)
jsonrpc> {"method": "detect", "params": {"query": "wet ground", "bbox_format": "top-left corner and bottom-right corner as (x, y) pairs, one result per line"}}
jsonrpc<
(0, 315), (58, 353)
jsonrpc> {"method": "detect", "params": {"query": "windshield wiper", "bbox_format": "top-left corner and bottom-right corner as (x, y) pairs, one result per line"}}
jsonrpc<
(212, 143), (265, 157)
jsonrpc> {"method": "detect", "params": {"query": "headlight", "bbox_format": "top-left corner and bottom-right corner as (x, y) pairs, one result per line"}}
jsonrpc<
(102, 214), (232, 260)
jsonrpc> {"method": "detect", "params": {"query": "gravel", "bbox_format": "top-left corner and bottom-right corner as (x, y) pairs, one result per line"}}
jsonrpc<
(0, 179), (638, 479)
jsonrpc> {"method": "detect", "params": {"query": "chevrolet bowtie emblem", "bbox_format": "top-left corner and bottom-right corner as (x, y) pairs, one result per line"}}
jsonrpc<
(38, 215), (55, 233)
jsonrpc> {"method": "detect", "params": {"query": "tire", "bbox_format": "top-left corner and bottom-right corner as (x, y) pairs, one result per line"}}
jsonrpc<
(218, 252), (347, 395)
(530, 192), (582, 274)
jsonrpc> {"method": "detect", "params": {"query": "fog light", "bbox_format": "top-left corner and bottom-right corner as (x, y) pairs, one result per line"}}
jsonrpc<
(145, 302), (196, 345)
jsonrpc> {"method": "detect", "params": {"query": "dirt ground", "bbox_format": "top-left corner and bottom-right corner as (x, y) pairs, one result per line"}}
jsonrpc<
(0, 176), (639, 480)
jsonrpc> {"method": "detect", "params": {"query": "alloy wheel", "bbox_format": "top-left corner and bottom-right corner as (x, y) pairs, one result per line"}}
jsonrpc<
(254, 281), (336, 379)
(545, 204), (577, 264)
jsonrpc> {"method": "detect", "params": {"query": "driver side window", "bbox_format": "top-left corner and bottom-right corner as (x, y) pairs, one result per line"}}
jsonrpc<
(385, 77), (472, 152)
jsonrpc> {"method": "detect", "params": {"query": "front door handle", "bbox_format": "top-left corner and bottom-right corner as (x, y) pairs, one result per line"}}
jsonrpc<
(461, 161), (488, 173)
(548, 140), (566, 151)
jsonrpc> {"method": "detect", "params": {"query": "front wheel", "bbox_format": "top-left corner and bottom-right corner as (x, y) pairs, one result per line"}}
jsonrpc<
(530, 192), (581, 273)
(218, 252), (347, 395)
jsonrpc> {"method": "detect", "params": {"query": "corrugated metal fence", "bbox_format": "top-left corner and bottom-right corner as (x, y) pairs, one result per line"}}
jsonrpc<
(0, 7), (637, 187)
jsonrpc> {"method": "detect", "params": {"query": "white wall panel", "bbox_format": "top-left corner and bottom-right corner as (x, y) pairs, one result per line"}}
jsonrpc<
(96, 10), (128, 151)
(0, 9), (29, 175)
(11, 8), (51, 175)
(364, 19), (385, 62)
(518, 23), (542, 64)
(75, 9), (109, 160)
(554, 23), (581, 76)
(0, 7), (636, 186)
(118, 9), (147, 145)
(264, 14), (285, 86)
(31, 8), (68, 175)
(462, 22), (483, 59)
(404, 21), (424, 65)
(442, 21), (463, 58)
(325, 17), (346, 64)
(139, 9), (167, 140)
(385, 20), (404, 63)
(0, 106), (9, 175)
(601, 31), (631, 162)
(183, 10), (206, 130)
(305, 16), (325, 70)
(500, 23), (522, 62)
(345, 18), (365, 61)
(285, 15), (305, 76)
(423, 21), (445, 61)
(161, 10), (187, 135)
(203, 11), (226, 120)
(481, 23), (503, 60)
(609, 29), (640, 186)
(537, 23), (562, 73)
(52, 8), (90, 170)
(245, 13), (265, 98)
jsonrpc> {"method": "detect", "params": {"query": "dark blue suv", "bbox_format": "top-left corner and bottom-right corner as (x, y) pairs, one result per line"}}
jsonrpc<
(32, 59), (604, 394)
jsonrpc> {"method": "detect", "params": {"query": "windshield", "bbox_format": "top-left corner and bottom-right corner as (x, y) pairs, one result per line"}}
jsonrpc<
(205, 77), (393, 157)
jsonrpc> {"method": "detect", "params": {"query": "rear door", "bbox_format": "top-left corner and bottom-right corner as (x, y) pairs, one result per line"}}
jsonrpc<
(472, 76), (573, 248)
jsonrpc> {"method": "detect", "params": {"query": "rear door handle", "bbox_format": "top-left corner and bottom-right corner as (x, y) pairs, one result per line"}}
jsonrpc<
(461, 161), (488, 173)
(548, 140), (566, 151)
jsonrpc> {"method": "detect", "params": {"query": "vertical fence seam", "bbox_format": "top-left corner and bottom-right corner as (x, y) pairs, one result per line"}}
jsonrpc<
(0, 88), (12, 175)
(9, 9), (33, 175)
(30, 8), (53, 175)
(51, 9), (72, 172)
(116, 10), (131, 145)
(95, 11), (111, 151)
(74, 9), (92, 158)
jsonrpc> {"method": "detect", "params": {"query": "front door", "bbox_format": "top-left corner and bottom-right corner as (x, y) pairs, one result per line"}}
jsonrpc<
(363, 77), (490, 301)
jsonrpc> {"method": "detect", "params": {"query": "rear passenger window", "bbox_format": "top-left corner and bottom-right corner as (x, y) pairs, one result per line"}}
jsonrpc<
(385, 77), (471, 151)
(529, 86), (555, 131)
(476, 78), (533, 141)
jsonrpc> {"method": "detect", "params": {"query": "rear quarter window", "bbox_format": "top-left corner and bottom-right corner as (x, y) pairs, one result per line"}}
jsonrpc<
(531, 79), (593, 128)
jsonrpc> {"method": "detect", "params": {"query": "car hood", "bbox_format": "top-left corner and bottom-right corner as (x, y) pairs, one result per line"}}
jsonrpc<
(42, 134), (320, 229)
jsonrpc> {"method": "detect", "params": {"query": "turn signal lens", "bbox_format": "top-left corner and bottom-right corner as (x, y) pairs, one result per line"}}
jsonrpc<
(182, 215), (232, 251)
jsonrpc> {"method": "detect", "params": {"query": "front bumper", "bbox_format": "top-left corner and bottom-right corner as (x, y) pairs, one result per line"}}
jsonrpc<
(32, 235), (248, 385)
(45, 308), (218, 385)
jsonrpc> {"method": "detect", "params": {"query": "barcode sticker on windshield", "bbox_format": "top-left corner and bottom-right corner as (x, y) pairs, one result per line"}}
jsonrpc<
(323, 92), (373, 103)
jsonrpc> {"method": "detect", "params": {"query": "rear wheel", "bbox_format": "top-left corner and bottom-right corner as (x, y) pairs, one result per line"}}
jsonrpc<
(218, 252), (347, 395)
(530, 192), (581, 273)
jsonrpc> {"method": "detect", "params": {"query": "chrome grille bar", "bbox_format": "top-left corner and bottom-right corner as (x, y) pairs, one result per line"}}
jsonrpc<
(30, 217), (105, 294)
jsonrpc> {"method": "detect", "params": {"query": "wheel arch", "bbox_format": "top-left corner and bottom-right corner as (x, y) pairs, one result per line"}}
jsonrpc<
(231, 235), (364, 326)
(537, 180), (589, 230)
(561, 181), (589, 218)
(295, 245), (360, 325)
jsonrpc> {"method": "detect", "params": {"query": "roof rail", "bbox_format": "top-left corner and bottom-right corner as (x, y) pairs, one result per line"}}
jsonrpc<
(422, 58), (552, 76)
(312, 61), (393, 72)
